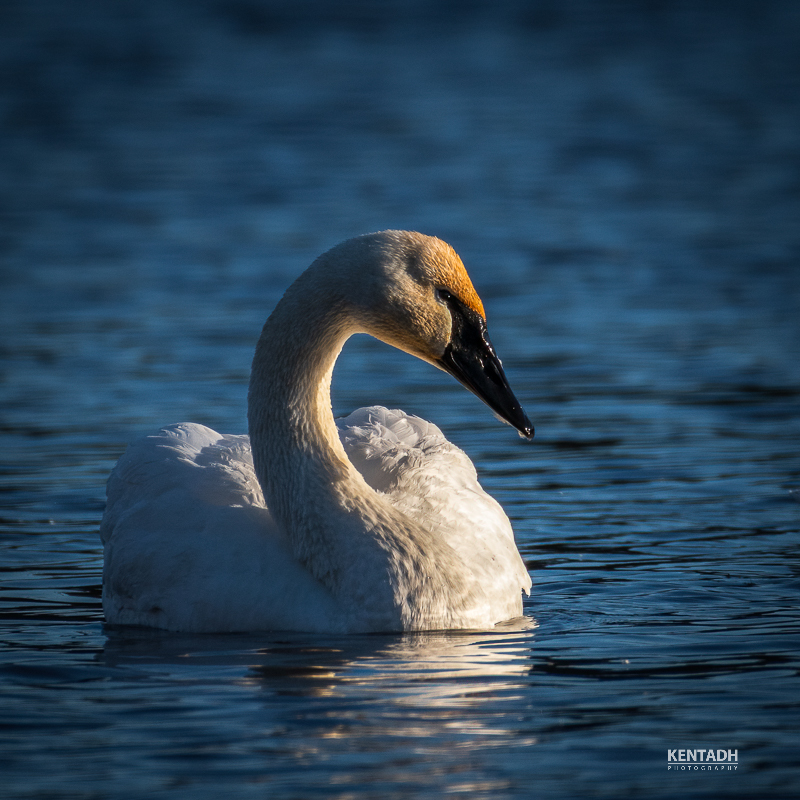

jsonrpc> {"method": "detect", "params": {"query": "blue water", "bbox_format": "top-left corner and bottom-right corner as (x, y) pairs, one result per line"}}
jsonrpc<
(2, 1), (799, 797)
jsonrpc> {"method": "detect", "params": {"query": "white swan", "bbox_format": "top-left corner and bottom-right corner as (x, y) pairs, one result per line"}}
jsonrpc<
(100, 230), (533, 633)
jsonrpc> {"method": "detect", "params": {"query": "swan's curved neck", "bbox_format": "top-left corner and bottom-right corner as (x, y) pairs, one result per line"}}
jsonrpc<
(246, 269), (476, 630)
(248, 280), (357, 519)
(247, 277), (399, 618)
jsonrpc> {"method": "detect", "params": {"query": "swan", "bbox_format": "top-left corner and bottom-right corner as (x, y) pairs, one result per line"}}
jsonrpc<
(100, 230), (533, 633)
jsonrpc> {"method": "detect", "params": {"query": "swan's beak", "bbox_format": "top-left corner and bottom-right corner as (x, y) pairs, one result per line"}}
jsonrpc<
(437, 311), (534, 440)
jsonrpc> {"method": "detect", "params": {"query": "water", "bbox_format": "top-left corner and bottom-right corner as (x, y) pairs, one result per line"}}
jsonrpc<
(2, 1), (799, 797)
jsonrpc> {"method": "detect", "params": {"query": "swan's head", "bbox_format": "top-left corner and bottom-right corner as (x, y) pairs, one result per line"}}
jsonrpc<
(325, 230), (533, 439)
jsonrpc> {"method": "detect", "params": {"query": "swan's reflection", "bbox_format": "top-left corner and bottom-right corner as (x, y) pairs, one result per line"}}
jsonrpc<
(101, 617), (538, 791)
(102, 616), (536, 692)
(102, 615), (536, 684)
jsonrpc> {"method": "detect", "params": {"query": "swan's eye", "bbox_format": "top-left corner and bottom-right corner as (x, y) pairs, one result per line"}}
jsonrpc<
(436, 287), (455, 305)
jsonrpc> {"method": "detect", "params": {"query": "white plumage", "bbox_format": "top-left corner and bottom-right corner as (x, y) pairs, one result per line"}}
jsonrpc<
(101, 231), (532, 633)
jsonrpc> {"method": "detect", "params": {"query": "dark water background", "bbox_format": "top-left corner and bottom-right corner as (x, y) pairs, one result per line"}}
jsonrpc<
(2, 1), (799, 797)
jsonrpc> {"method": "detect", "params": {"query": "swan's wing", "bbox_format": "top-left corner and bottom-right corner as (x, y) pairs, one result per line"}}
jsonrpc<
(337, 406), (532, 603)
(100, 423), (340, 633)
(101, 423), (263, 545)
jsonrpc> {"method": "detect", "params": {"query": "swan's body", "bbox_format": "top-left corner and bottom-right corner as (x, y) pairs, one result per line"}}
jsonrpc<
(101, 231), (533, 633)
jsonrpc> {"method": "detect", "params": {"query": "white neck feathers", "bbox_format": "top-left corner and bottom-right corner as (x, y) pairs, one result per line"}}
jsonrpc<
(246, 240), (485, 631)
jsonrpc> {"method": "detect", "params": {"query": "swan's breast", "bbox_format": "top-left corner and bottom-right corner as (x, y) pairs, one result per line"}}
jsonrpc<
(337, 406), (532, 602)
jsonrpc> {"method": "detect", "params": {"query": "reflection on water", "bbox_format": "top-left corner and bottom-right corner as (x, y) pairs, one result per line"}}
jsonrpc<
(30, 624), (541, 797)
(1, 0), (799, 797)
(102, 620), (537, 705)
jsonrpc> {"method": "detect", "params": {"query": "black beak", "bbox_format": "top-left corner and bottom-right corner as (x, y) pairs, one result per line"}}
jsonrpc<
(436, 298), (533, 440)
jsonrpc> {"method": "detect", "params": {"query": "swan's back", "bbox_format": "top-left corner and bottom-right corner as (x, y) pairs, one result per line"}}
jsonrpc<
(101, 411), (530, 632)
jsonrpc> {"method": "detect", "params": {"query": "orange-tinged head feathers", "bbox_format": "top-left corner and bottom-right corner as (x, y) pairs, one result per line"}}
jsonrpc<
(413, 233), (486, 319)
(304, 230), (487, 365)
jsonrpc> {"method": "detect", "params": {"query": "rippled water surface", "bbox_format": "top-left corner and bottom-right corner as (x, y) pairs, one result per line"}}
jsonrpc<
(2, 1), (799, 798)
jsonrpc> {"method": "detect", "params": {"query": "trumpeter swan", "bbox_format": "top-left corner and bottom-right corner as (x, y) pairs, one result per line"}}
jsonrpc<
(100, 230), (533, 633)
